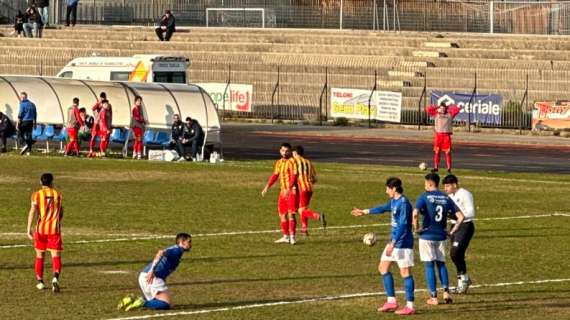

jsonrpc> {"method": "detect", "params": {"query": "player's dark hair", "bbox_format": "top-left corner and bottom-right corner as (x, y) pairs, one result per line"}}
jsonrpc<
(134, 95), (142, 103)
(293, 145), (304, 156)
(281, 142), (292, 149)
(386, 177), (403, 194)
(425, 173), (440, 186)
(99, 92), (107, 99)
(439, 102), (448, 107)
(101, 99), (109, 104)
(442, 174), (458, 185)
(176, 232), (191, 243)
(73, 97), (80, 104)
(79, 107), (86, 113)
(40, 173), (53, 187)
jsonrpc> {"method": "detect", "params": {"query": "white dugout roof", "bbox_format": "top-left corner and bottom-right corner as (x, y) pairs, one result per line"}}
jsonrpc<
(0, 76), (221, 145)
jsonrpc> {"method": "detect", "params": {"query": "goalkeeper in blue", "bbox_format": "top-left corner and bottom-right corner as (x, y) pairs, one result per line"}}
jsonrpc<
(352, 177), (416, 316)
(118, 233), (192, 311)
(413, 173), (464, 305)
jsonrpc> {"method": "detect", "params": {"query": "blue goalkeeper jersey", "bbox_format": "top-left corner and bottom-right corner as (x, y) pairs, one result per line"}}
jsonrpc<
(143, 245), (185, 280)
(415, 190), (457, 241)
(368, 195), (414, 249)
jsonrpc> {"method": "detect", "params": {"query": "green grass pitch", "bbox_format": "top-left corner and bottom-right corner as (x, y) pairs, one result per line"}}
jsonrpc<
(0, 155), (569, 319)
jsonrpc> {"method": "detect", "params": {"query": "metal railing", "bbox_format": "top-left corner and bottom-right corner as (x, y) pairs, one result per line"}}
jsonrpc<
(38, 0), (570, 35)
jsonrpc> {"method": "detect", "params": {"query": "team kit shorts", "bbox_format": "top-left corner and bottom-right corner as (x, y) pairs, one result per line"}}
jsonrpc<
(419, 239), (447, 262)
(434, 133), (452, 153)
(380, 244), (414, 268)
(297, 190), (312, 208)
(278, 190), (299, 215)
(138, 272), (169, 301)
(34, 232), (63, 251)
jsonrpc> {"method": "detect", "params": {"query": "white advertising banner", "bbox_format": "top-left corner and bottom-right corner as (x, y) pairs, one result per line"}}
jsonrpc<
(331, 88), (402, 122)
(197, 83), (253, 112)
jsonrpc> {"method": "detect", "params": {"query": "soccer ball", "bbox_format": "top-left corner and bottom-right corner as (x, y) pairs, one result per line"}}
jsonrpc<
(419, 162), (428, 171)
(362, 232), (377, 247)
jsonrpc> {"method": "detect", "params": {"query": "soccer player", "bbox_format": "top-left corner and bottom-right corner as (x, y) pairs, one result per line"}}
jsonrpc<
(118, 233), (192, 311)
(443, 174), (475, 294)
(261, 142), (298, 245)
(88, 92), (107, 157)
(97, 99), (113, 157)
(64, 97), (84, 156)
(413, 173), (464, 305)
(292, 145), (326, 236)
(426, 102), (460, 174)
(130, 96), (147, 160)
(351, 177), (416, 315)
(26, 173), (63, 293)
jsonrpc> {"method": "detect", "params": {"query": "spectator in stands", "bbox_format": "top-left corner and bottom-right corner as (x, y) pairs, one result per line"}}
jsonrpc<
(23, 3), (42, 38)
(155, 10), (176, 41)
(168, 114), (186, 160)
(0, 112), (16, 153)
(14, 10), (25, 38)
(65, 98), (84, 156)
(184, 117), (204, 161)
(66, 0), (79, 27)
(17, 92), (37, 155)
(36, 0), (50, 27)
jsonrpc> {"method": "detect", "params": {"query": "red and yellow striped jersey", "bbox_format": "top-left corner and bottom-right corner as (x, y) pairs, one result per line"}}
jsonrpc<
(272, 158), (297, 191)
(293, 155), (316, 192)
(32, 187), (63, 235)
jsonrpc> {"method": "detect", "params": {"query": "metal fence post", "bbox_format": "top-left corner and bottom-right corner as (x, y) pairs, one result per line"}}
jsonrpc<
(418, 73), (427, 130)
(340, 0), (343, 30)
(319, 67), (328, 126)
(271, 66), (280, 123)
(519, 74), (529, 134)
(221, 64), (232, 122)
(368, 70), (378, 129)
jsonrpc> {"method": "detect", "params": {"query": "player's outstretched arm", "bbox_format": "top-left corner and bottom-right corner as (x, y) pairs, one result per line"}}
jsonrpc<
(26, 204), (37, 240)
(351, 207), (366, 216)
(449, 210), (465, 236)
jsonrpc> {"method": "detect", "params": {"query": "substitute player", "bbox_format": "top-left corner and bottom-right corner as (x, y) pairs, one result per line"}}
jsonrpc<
(88, 92), (107, 157)
(261, 142), (298, 245)
(26, 173), (63, 293)
(413, 173), (464, 305)
(443, 174), (475, 293)
(292, 145), (326, 236)
(97, 99), (113, 157)
(118, 233), (192, 311)
(426, 102), (460, 174)
(351, 177), (416, 315)
(64, 97), (84, 156)
(130, 96), (147, 160)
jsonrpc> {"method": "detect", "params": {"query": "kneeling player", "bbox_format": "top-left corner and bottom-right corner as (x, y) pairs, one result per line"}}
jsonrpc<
(351, 177), (416, 315)
(118, 233), (192, 311)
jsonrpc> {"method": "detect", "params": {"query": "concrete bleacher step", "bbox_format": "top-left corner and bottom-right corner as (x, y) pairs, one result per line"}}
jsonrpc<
(387, 70), (423, 78)
(413, 51), (447, 58)
(377, 80), (412, 88)
(424, 42), (459, 48)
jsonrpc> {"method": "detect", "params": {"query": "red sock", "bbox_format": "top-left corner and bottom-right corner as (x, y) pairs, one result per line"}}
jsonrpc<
(433, 150), (441, 169)
(303, 208), (320, 221)
(288, 216), (297, 236)
(52, 256), (62, 275)
(301, 213), (309, 232)
(445, 152), (452, 170)
(35, 257), (44, 280)
(280, 220), (289, 236)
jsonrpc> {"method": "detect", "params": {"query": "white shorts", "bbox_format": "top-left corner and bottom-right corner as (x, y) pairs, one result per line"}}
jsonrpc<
(380, 245), (414, 268)
(138, 272), (168, 301)
(419, 239), (447, 262)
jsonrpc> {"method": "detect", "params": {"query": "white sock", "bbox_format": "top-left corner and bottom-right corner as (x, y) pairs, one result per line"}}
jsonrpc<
(406, 301), (414, 308)
(387, 297), (397, 303)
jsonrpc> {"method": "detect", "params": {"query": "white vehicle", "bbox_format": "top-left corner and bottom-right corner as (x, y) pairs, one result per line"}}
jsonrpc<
(56, 54), (190, 84)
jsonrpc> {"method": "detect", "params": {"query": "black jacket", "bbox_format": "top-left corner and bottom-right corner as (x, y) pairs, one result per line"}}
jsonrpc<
(171, 120), (184, 141)
(0, 114), (16, 137)
(158, 14), (176, 31)
(184, 121), (204, 143)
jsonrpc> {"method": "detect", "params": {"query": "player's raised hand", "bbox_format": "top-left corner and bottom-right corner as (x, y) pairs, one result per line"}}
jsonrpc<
(351, 207), (364, 216)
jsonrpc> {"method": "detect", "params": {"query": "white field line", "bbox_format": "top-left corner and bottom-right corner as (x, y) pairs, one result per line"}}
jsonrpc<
(104, 277), (570, 320)
(1, 213), (569, 250)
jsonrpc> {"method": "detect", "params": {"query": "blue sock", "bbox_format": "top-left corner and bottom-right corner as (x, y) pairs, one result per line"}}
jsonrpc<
(436, 261), (449, 289)
(382, 272), (395, 298)
(143, 299), (171, 310)
(424, 262), (437, 297)
(403, 276), (415, 302)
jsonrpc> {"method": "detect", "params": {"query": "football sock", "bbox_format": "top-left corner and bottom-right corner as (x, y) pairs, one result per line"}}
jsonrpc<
(433, 150), (441, 169)
(143, 299), (170, 310)
(424, 262), (437, 297)
(300, 210), (309, 231)
(280, 220), (289, 236)
(445, 152), (452, 170)
(288, 216), (297, 236)
(52, 256), (62, 275)
(303, 208), (319, 220)
(436, 260), (449, 289)
(403, 275), (415, 302)
(382, 272), (395, 298)
(35, 257), (44, 280)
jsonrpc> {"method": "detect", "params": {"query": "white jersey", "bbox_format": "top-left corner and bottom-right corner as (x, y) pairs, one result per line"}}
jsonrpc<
(449, 188), (475, 222)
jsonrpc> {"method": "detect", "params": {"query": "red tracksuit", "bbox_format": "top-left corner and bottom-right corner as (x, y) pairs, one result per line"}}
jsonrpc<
(131, 106), (146, 157)
(65, 105), (84, 156)
(89, 101), (102, 153)
(98, 105), (112, 153)
(426, 104), (460, 171)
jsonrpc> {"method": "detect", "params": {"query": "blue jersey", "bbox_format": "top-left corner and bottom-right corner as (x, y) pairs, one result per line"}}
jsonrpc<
(142, 245), (185, 280)
(415, 190), (457, 241)
(369, 195), (414, 249)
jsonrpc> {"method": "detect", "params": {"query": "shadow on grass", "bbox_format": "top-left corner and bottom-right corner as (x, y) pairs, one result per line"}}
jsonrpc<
(172, 272), (371, 287)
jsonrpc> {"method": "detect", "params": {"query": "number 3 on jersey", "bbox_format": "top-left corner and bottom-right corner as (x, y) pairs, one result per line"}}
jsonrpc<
(435, 205), (444, 222)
